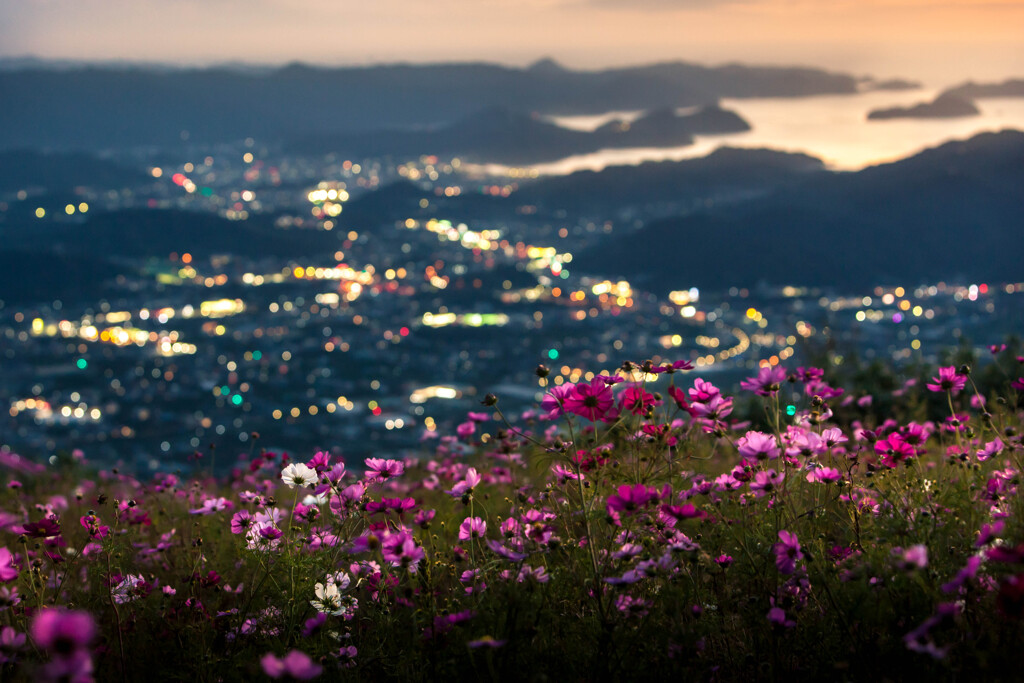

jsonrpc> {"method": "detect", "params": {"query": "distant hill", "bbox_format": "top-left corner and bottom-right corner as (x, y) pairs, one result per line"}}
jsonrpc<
(3, 209), (342, 261)
(516, 147), (824, 213)
(577, 130), (1024, 291)
(0, 149), (143, 193)
(0, 250), (122, 305)
(0, 60), (858, 151)
(290, 104), (749, 164)
(868, 93), (979, 120)
(942, 79), (1024, 100)
(860, 78), (921, 92)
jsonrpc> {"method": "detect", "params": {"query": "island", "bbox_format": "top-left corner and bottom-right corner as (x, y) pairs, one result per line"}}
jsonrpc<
(867, 93), (979, 120)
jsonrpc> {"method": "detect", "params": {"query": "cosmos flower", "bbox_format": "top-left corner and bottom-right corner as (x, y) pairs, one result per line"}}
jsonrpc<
(364, 458), (405, 482)
(0, 548), (16, 583)
(774, 530), (803, 575)
(458, 517), (487, 541)
(31, 608), (96, 683)
(741, 365), (788, 397)
(562, 379), (617, 422)
(736, 431), (780, 460)
(310, 582), (358, 617)
(280, 463), (318, 489)
(606, 484), (659, 514)
(261, 650), (322, 680)
(926, 366), (967, 395)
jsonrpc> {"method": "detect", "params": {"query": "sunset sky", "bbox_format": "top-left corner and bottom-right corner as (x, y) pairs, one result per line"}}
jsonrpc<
(2, 0), (1023, 85)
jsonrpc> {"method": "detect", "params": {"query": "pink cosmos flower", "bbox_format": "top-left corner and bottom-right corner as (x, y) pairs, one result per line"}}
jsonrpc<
(820, 427), (848, 448)
(486, 539), (528, 562)
(926, 366), (967, 394)
(740, 365), (788, 396)
(750, 469), (784, 497)
(688, 394), (733, 422)
(381, 530), (426, 572)
(941, 555), (983, 594)
(540, 383), (573, 419)
(650, 359), (694, 373)
(774, 530), (803, 575)
(261, 650), (322, 680)
(785, 429), (827, 458)
(976, 521), (1005, 548)
(562, 379), (616, 422)
(736, 431), (780, 460)
(364, 458), (405, 481)
(805, 467), (841, 484)
(189, 497), (233, 515)
(458, 517), (487, 541)
(688, 378), (720, 402)
(31, 608), (96, 682)
(449, 467), (482, 497)
(230, 510), (254, 534)
(334, 645), (358, 668)
(976, 438), (1004, 462)
(0, 548), (16, 583)
(767, 604), (795, 628)
(897, 544), (929, 570)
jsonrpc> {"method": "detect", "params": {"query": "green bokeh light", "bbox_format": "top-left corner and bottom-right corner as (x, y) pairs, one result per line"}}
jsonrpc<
(786, 404), (797, 416)
(547, 349), (559, 360)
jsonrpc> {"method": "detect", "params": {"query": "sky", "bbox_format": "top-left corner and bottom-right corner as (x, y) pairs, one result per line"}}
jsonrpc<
(2, 0), (1023, 86)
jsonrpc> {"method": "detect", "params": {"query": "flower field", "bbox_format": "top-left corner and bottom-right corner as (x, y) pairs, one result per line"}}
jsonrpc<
(1, 354), (1023, 681)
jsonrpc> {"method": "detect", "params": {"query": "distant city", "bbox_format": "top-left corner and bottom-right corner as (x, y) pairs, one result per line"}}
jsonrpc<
(1, 59), (1022, 470)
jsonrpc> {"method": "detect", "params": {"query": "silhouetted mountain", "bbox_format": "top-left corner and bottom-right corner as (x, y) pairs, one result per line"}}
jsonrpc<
(4, 209), (341, 261)
(0, 149), (144, 193)
(860, 78), (921, 91)
(0, 60), (858, 151)
(517, 147), (823, 213)
(0, 250), (122, 305)
(527, 58), (568, 75)
(868, 93), (979, 120)
(291, 105), (749, 164)
(942, 79), (1024, 99)
(578, 130), (1024, 291)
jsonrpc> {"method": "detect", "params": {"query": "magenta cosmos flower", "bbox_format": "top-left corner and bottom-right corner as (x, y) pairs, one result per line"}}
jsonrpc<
(31, 608), (96, 652)
(32, 608), (96, 681)
(619, 385), (659, 415)
(740, 365), (788, 397)
(926, 366), (967, 394)
(261, 650), (322, 680)
(606, 483), (659, 514)
(774, 530), (803, 575)
(562, 378), (616, 422)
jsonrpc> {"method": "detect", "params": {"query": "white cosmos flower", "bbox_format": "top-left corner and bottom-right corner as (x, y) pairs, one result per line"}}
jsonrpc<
(281, 463), (318, 489)
(311, 581), (358, 617)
